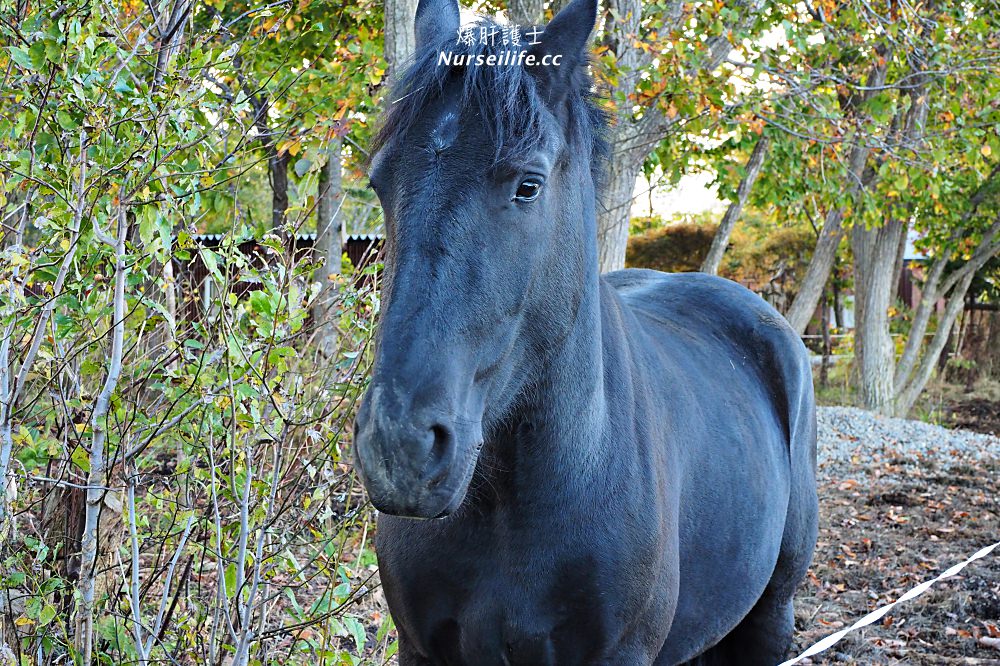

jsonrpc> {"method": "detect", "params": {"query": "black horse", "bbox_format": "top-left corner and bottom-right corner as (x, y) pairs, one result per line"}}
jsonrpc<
(353, 0), (818, 662)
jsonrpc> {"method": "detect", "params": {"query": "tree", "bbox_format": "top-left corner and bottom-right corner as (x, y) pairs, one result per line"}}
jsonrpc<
(0, 1), (389, 662)
(702, 134), (770, 275)
(385, 0), (418, 80)
(508, 0), (545, 26)
(594, 0), (768, 272)
(710, 0), (999, 415)
(842, 2), (1000, 414)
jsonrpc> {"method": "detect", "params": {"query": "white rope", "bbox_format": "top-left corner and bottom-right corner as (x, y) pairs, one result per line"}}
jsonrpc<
(779, 540), (1000, 666)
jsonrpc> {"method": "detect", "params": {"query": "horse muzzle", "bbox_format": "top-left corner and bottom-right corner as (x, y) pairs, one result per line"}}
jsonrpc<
(353, 384), (478, 519)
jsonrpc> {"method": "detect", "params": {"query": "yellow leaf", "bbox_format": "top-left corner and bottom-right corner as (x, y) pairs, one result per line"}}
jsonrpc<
(14, 616), (33, 626)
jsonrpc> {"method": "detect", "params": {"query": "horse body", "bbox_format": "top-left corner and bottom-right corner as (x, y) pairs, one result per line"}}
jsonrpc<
(353, 0), (818, 661)
(374, 271), (817, 665)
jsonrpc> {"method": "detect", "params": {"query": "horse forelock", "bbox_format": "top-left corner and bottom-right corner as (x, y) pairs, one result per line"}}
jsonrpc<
(370, 16), (609, 186)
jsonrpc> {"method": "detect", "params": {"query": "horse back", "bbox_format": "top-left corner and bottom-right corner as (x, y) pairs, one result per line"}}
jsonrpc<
(603, 268), (814, 453)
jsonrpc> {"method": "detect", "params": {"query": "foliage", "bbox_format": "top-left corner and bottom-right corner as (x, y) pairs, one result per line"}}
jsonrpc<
(628, 214), (665, 236)
(626, 220), (716, 273)
(0, 0), (393, 662)
(626, 211), (814, 311)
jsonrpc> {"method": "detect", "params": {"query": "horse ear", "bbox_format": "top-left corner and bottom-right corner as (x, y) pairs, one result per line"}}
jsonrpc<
(526, 0), (598, 104)
(415, 0), (461, 50)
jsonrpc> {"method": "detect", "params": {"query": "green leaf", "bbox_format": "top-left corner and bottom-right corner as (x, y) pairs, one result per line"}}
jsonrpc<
(70, 445), (91, 473)
(200, 248), (221, 279)
(38, 605), (56, 626)
(249, 290), (274, 317)
(28, 42), (46, 69)
(8, 47), (33, 70)
(294, 158), (312, 177)
(224, 563), (237, 597)
(57, 110), (77, 130)
(375, 614), (395, 643)
(267, 346), (294, 365)
(343, 616), (366, 654)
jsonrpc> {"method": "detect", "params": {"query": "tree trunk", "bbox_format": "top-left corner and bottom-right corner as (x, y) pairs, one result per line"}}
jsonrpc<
(317, 139), (344, 284)
(593, 0), (758, 272)
(0, 200), (29, 536)
(784, 57), (890, 334)
(851, 218), (906, 414)
(270, 150), (290, 231)
(784, 134), (879, 335)
(314, 138), (344, 353)
(702, 134), (770, 275)
(597, 156), (642, 273)
(895, 270), (976, 416)
(895, 255), (947, 389)
(820, 287), (831, 388)
(385, 0), (418, 82)
(890, 218), (909, 304)
(77, 207), (129, 664)
(786, 208), (845, 334)
(508, 0), (545, 26)
(152, 0), (188, 341)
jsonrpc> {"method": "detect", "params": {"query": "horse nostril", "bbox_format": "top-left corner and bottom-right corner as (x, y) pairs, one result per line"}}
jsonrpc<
(426, 424), (454, 486)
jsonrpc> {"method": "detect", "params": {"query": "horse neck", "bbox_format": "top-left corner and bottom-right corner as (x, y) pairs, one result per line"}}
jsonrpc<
(480, 232), (612, 506)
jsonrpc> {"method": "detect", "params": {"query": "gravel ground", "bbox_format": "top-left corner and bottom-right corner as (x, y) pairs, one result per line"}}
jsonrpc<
(790, 407), (1000, 665)
(817, 406), (1000, 467)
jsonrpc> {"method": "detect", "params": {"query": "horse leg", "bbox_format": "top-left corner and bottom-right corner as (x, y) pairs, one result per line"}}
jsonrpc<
(697, 469), (818, 665)
(685, 467), (818, 665)
(398, 636), (434, 666)
(694, 587), (796, 665)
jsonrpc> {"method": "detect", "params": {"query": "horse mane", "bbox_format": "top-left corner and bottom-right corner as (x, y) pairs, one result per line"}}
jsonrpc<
(370, 16), (609, 190)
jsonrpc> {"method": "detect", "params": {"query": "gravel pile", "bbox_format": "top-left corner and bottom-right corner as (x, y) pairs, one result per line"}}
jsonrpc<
(816, 405), (1000, 468)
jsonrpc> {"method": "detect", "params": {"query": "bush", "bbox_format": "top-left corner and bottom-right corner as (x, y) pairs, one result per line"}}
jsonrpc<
(626, 221), (718, 272)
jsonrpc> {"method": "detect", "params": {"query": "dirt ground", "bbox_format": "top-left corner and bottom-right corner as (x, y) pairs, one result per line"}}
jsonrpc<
(947, 398), (1000, 437)
(790, 448), (999, 664)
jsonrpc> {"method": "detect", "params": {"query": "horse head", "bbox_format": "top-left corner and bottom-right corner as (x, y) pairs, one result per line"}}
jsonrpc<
(353, 0), (604, 518)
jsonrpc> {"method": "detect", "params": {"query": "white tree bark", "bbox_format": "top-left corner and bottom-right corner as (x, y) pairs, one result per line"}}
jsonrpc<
(852, 75), (927, 413)
(508, 0), (544, 26)
(385, 0), (418, 81)
(894, 254), (946, 390)
(314, 138), (344, 353)
(597, 156), (642, 272)
(0, 199), (29, 536)
(77, 205), (129, 664)
(702, 134), (770, 275)
(152, 1), (187, 343)
(595, 0), (762, 272)
(851, 218), (907, 414)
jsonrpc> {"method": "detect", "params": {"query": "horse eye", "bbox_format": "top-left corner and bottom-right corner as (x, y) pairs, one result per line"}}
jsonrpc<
(513, 178), (543, 203)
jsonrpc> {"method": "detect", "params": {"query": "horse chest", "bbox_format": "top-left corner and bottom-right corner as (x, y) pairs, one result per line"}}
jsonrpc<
(377, 511), (673, 665)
